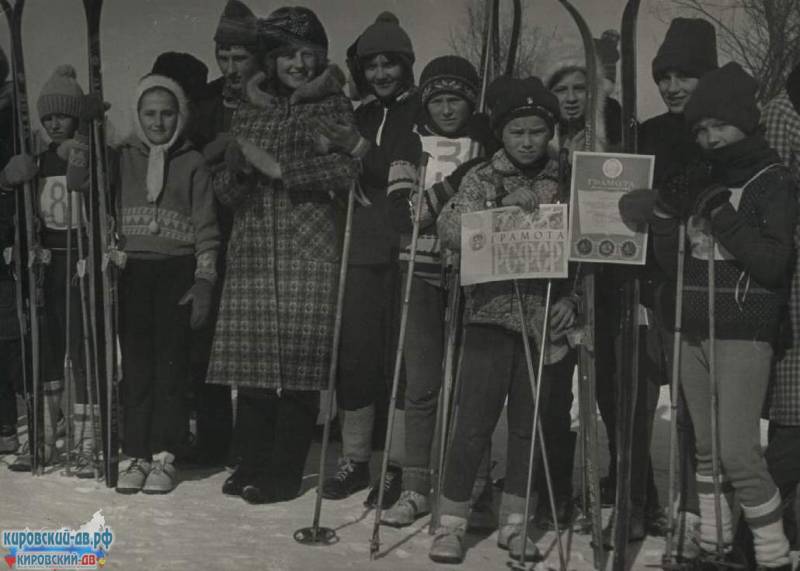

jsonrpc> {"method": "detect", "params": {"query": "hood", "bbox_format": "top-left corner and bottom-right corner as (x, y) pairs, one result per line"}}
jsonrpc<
(132, 73), (189, 150)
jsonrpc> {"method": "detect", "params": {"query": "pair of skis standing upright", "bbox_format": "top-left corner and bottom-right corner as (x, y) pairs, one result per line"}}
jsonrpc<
(2, 0), (120, 487)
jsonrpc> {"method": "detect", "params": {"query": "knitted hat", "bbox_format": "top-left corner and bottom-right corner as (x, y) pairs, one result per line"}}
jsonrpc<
(787, 62), (800, 116)
(491, 77), (559, 132)
(0, 47), (8, 85)
(684, 62), (760, 135)
(356, 12), (415, 64)
(37, 65), (84, 120)
(258, 7), (328, 55)
(419, 56), (479, 107)
(214, 0), (259, 48)
(652, 18), (718, 81)
(151, 52), (208, 102)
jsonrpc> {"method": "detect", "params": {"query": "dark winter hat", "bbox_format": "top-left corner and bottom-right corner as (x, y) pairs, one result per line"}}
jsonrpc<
(786, 62), (800, 116)
(37, 64), (84, 120)
(684, 62), (760, 135)
(356, 12), (415, 64)
(0, 47), (8, 85)
(214, 0), (259, 49)
(485, 75), (515, 111)
(151, 52), (208, 102)
(258, 6), (328, 55)
(419, 56), (480, 107)
(652, 18), (718, 81)
(491, 77), (559, 133)
(595, 30), (620, 84)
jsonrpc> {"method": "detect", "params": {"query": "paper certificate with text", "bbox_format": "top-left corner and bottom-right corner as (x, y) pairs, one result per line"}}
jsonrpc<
(568, 151), (655, 264)
(460, 204), (569, 285)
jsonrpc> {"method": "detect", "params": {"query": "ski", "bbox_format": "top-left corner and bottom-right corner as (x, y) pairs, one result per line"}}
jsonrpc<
(555, 0), (605, 568)
(612, 1), (642, 568)
(2, 0), (45, 475)
(82, 0), (120, 487)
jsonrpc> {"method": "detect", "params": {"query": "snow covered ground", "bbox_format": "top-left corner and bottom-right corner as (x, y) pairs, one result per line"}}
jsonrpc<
(0, 385), (768, 570)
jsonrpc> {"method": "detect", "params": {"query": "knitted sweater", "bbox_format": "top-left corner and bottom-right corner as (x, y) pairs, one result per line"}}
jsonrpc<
(652, 162), (796, 343)
(116, 137), (220, 283)
(438, 149), (573, 364)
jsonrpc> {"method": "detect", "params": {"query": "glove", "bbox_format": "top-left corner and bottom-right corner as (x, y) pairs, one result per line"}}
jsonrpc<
(224, 140), (252, 176)
(178, 278), (214, 330)
(0, 154), (37, 188)
(654, 160), (714, 219)
(618, 188), (657, 224)
(693, 183), (731, 219)
(202, 132), (233, 165)
(79, 93), (109, 123)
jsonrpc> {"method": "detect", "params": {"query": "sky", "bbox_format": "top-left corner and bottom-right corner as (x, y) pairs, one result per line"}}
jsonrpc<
(1, 0), (727, 140)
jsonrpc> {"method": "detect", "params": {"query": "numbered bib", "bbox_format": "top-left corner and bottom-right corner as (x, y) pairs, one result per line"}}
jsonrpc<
(39, 175), (84, 230)
(419, 135), (473, 188)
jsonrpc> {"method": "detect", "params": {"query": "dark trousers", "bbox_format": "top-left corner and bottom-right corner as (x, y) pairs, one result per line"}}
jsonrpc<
(443, 324), (551, 504)
(237, 388), (319, 500)
(596, 322), (663, 511)
(44, 249), (88, 403)
(536, 350), (578, 501)
(190, 290), (232, 463)
(0, 338), (21, 428)
(338, 264), (394, 411)
(119, 256), (193, 459)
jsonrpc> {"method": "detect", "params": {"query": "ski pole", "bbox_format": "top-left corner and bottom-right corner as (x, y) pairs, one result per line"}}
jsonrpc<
(369, 156), (428, 559)
(293, 181), (356, 546)
(75, 192), (100, 480)
(664, 221), (687, 565)
(64, 183), (74, 476)
(707, 237), (725, 561)
(513, 279), (566, 570)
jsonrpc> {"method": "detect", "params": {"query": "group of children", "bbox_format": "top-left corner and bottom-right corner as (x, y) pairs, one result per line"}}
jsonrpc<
(0, 2), (798, 569)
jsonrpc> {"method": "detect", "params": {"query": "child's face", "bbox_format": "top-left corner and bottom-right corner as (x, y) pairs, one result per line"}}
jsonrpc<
(363, 54), (404, 101)
(138, 89), (179, 146)
(657, 70), (699, 114)
(693, 118), (746, 150)
(551, 70), (587, 122)
(216, 45), (258, 93)
(501, 115), (552, 166)
(273, 46), (318, 91)
(427, 93), (471, 135)
(42, 113), (78, 144)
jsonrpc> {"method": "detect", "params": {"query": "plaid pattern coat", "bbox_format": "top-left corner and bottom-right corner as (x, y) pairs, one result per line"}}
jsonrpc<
(206, 71), (358, 391)
(765, 90), (800, 425)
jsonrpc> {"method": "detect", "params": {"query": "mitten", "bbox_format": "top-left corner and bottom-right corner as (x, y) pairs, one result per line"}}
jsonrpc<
(693, 183), (732, 219)
(618, 188), (657, 224)
(178, 278), (214, 330)
(0, 154), (37, 188)
(202, 132), (233, 165)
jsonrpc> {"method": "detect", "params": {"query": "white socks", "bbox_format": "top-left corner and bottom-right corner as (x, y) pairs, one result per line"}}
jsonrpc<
(742, 491), (791, 568)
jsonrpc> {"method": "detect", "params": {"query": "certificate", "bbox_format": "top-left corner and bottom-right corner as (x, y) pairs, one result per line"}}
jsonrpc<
(568, 151), (655, 264)
(460, 204), (569, 285)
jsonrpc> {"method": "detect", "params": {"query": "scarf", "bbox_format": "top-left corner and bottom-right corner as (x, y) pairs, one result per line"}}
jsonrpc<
(704, 134), (782, 187)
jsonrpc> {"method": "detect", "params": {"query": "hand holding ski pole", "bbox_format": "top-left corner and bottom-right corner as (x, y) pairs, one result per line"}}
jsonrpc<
(549, 297), (577, 335)
(693, 183), (731, 220)
(0, 154), (37, 188)
(179, 278), (214, 330)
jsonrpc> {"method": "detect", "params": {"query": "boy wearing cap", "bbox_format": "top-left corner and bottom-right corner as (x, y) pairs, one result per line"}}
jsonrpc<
(649, 62), (795, 570)
(380, 55), (497, 527)
(431, 77), (578, 564)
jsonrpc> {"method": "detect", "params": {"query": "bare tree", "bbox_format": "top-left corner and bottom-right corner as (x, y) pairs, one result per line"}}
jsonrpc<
(660, 0), (800, 102)
(448, 0), (558, 80)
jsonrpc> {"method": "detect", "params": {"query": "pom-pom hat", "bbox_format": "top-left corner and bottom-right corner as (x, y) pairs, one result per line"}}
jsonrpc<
(37, 64), (84, 120)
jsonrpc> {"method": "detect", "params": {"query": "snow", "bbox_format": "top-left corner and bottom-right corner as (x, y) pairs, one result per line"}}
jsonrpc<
(0, 385), (773, 570)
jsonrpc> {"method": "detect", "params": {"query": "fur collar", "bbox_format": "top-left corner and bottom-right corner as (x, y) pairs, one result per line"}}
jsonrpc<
(245, 64), (346, 109)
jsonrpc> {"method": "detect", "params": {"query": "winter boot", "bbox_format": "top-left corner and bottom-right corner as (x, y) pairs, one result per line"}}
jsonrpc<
(322, 457), (370, 499)
(71, 404), (101, 479)
(382, 490), (430, 527)
(142, 451), (178, 494)
(498, 493), (540, 561)
(0, 424), (18, 454)
(222, 467), (253, 497)
(241, 473), (273, 505)
(365, 465), (402, 509)
(116, 458), (152, 494)
(429, 514), (467, 564)
(742, 492), (792, 570)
